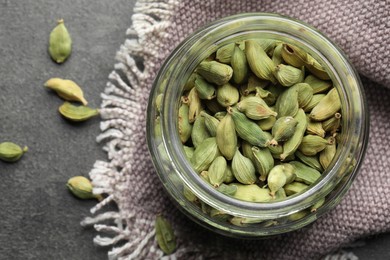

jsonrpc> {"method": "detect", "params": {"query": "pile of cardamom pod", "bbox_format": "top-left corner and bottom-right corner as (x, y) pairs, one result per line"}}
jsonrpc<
(174, 39), (341, 211)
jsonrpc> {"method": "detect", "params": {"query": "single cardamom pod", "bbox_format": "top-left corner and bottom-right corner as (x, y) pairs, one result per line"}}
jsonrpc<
(208, 156), (227, 187)
(295, 150), (323, 172)
(0, 142), (28, 162)
(217, 183), (237, 196)
(187, 87), (203, 123)
(251, 146), (274, 181)
(304, 75), (332, 94)
(190, 137), (220, 173)
(216, 83), (240, 107)
(293, 83), (314, 108)
(194, 75), (216, 100)
(178, 99), (192, 143)
(231, 45), (249, 84)
(284, 181), (309, 196)
(255, 38), (278, 53)
(229, 107), (270, 147)
(305, 54), (330, 80)
(155, 215), (176, 255)
(258, 115), (277, 131)
(272, 43), (283, 66)
(270, 116), (298, 146)
(267, 165), (287, 197)
(66, 176), (102, 200)
(237, 96), (277, 120)
(274, 188), (287, 200)
(182, 145), (194, 160)
(322, 113), (342, 134)
(298, 134), (329, 156)
(231, 149), (257, 184)
(196, 60), (233, 85)
(44, 78), (88, 105)
(191, 116), (210, 148)
(306, 115), (326, 137)
(281, 43), (306, 67)
(241, 141), (255, 162)
(275, 85), (299, 118)
(216, 43), (235, 64)
(273, 64), (303, 87)
(200, 110), (219, 137)
(303, 94), (326, 112)
(319, 136), (337, 169)
(231, 183), (272, 202)
(200, 171), (211, 184)
(290, 161), (321, 185)
(281, 163), (296, 184)
(58, 102), (99, 122)
(245, 40), (277, 84)
(224, 165), (235, 183)
(49, 19), (72, 63)
(280, 109), (307, 161)
(216, 113), (237, 160)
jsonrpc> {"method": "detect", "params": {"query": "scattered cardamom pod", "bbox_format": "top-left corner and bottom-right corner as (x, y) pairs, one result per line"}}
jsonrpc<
(58, 102), (99, 122)
(155, 215), (176, 255)
(67, 176), (102, 200)
(0, 142), (28, 162)
(49, 19), (72, 63)
(44, 78), (88, 105)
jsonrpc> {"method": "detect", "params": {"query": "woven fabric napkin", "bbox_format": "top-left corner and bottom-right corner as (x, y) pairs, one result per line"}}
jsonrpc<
(81, 0), (390, 259)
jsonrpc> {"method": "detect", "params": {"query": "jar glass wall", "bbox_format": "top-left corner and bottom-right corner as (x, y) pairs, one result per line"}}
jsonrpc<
(147, 13), (368, 237)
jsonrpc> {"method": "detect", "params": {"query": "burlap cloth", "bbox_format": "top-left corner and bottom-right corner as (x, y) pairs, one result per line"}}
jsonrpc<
(81, 0), (390, 259)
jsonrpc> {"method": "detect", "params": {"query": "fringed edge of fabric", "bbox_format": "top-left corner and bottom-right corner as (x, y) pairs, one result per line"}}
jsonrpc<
(80, 0), (180, 259)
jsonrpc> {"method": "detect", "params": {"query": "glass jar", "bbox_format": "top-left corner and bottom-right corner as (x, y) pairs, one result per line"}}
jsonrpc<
(146, 13), (368, 237)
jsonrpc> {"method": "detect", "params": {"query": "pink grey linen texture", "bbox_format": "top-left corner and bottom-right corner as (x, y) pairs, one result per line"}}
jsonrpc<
(84, 0), (390, 259)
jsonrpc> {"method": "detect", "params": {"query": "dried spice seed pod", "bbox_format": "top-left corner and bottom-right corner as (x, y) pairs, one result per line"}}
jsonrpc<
(217, 183), (237, 196)
(319, 136), (337, 169)
(194, 75), (216, 100)
(208, 156), (227, 187)
(231, 183), (272, 202)
(284, 182), (309, 196)
(155, 215), (176, 255)
(293, 83), (314, 108)
(0, 142), (28, 162)
(290, 161), (321, 185)
(270, 116), (298, 146)
(237, 96), (277, 120)
(188, 87), (203, 123)
(217, 83), (240, 107)
(190, 137), (220, 173)
(252, 146), (274, 181)
(273, 64), (303, 87)
(303, 94), (326, 112)
(200, 110), (220, 137)
(295, 151), (323, 172)
(306, 115), (326, 137)
(178, 100), (192, 143)
(322, 113), (342, 134)
(281, 43), (306, 68)
(258, 115), (277, 131)
(44, 78), (88, 105)
(49, 19), (72, 63)
(196, 60), (233, 85)
(310, 88), (341, 121)
(255, 87), (276, 106)
(232, 149), (257, 185)
(231, 45), (249, 84)
(216, 43), (235, 64)
(298, 134), (329, 156)
(183, 72), (197, 91)
(305, 54), (330, 80)
(67, 176), (102, 200)
(216, 113), (237, 160)
(267, 165), (287, 197)
(245, 40), (277, 83)
(58, 102), (99, 122)
(304, 75), (332, 94)
(224, 165), (235, 183)
(272, 43), (283, 66)
(275, 86), (299, 118)
(183, 145), (194, 160)
(191, 116), (210, 148)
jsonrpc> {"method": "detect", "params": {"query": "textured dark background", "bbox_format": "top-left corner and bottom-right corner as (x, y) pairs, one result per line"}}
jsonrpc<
(0, 1), (389, 259)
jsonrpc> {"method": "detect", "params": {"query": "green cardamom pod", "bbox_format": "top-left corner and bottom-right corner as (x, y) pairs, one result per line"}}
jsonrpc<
(237, 96), (277, 120)
(230, 216), (264, 227)
(190, 137), (220, 173)
(216, 113), (237, 160)
(274, 188), (287, 200)
(284, 181), (309, 196)
(290, 161), (321, 185)
(298, 134), (329, 156)
(272, 43), (283, 66)
(281, 43), (306, 68)
(217, 183), (237, 196)
(178, 99), (192, 143)
(241, 141), (255, 162)
(275, 85), (299, 118)
(304, 75), (332, 94)
(232, 149), (257, 184)
(194, 75), (216, 100)
(251, 146), (274, 181)
(306, 115), (326, 138)
(58, 102), (99, 122)
(0, 142), (28, 162)
(200, 110), (219, 137)
(255, 87), (276, 106)
(191, 115), (210, 148)
(216, 83), (240, 107)
(214, 111), (227, 121)
(67, 176), (102, 200)
(295, 150), (323, 172)
(310, 88), (341, 121)
(49, 19), (72, 63)
(229, 107), (270, 147)
(231, 45), (249, 84)
(255, 38), (278, 53)
(155, 215), (176, 255)
(310, 198), (326, 212)
(224, 165), (235, 183)
(273, 64), (303, 87)
(270, 116), (298, 146)
(183, 185), (197, 202)
(44, 78), (88, 105)
(305, 54), (330, 80)
(187, 87), (203, 123)
(280, 109), (307, 161)
(293, 83), (314, 108)
(231, 183), (272, 202)
(245, 40), (277, 84)
(258, 115), (277, 131)
(216, 43), (235, 64)
(319, 136), (337, 169)
(267, 165), (287, 197)
(208, 156), (227, 187)
(182, 145), (194, 160)
(322, 113), (341, 134)
(196, 60), (233, 85)
(281, 163), (296, 184)
(303, 94), (326, 112)
(183, 72), (197, 91)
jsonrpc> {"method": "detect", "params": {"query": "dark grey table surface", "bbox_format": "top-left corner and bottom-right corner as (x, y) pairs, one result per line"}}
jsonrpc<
(0, 1), (389, 259)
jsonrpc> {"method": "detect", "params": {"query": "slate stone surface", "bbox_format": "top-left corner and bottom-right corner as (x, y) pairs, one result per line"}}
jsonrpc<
(0, 1), (389, 260)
